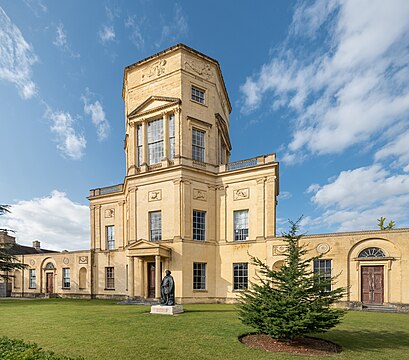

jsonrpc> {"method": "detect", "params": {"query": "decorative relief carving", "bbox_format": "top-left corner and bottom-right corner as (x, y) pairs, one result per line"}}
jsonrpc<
(184, 60), (213, 80)
(233, 188), (249, 200)
(79, 256), (88, 264)
(29, 259), (35, 266)
(63, 257), (69, 265)
(141, 60), (167, 81)
(316, 243), (330, 254)
(193, 189), (207, 201)
(104, 209), (115, 218)
(148, 190), (162, 202)
(272, 245), (287, 255)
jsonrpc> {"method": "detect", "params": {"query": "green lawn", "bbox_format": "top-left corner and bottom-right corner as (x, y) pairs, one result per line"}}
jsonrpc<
(0, 299), (408, 359)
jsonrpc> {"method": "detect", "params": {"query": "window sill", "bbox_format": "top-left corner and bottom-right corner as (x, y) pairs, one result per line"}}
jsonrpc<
(190, 99), (207, 108)
(193, 289), (208, 293)
(62, 287), (71, 290)
(232, 289), (247, 292)
(104, 288), (115, 291)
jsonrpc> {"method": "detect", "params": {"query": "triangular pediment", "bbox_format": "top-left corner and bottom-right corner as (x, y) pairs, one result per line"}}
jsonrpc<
(126, 239), (171, 258)
(128, 96), (181, 118)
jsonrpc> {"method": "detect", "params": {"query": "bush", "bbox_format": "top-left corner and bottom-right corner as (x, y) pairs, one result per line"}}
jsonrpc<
(0, 336), (84, 360)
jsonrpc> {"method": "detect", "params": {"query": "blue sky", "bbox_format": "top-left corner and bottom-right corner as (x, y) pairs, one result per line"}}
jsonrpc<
(1, 0), (409, 250)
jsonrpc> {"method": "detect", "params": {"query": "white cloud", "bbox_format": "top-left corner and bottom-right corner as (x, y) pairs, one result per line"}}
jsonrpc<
(53, 22), (80, 58)
(279, 191), (292, 200)
(375, 129), (409, 167)
(0, 191), (89, 251)
(99, 25), (115, 44)
(308, 164), (409, 231)
(155, 3), (188, 48)
(0, 6), (38, 99)
(82, 93), (110, 141)
(240, 0), (409, 163)
(23, 0), (47, 16)
(125, 15), (145, 50)
(46, 109), (86, 160)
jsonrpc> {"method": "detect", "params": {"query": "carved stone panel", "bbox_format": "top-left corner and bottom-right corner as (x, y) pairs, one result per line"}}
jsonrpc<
(148, 190), (162, 202)
(316, 243), (330, 254)
(233, 188), (249, 201)
(63, 257), (69, 265)
(29, 259), (35, 266)
(272, 245), (287, 255)
(193, 189), (207, 201)
(184, 60), (213, 80)
(79, 256), (88, 264)
(141, 60), (167, 82)
(104, 209), (115, 218)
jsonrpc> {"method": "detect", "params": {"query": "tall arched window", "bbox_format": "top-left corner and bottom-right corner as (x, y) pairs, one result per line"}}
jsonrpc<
(358, 247), (386, 258)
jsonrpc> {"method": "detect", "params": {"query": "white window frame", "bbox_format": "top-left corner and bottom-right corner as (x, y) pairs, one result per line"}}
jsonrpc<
(193, 262), (207, 290)
(149, 211), (162, 241)
(192, 128), (205, 162)
(191, 86), (205, 105)
(147, 118), (164, 165)
(29, 269), (36, 289)
(233, 263), (248, 290)
(234, 210), (249, 241)
(62, 268), (70, 289)
(106, 225), (115, 250)
(193, 210), (206, 241)
(105, 267), (115, 289)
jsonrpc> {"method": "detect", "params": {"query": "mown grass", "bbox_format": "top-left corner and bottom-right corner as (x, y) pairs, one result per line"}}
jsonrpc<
(1, 299), (409, 359)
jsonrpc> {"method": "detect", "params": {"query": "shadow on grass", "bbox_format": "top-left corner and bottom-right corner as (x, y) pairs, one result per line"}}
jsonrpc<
(326, 329), (409, 353)
(184, 309), (238, 313)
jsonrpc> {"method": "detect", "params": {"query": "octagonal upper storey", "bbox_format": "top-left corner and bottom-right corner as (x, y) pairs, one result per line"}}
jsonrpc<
(122, 44), (232, 124)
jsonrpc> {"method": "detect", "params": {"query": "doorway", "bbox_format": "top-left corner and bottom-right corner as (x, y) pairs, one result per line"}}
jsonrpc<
(361, 266), (384, 304)
(46, 273), (54, 294)
(147, 263), (156, 298)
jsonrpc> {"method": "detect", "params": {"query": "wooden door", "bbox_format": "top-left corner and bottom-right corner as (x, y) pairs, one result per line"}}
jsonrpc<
(148, 263), (155, 298)
(46, 273), (54, 293)
(361, 266), (384, 304)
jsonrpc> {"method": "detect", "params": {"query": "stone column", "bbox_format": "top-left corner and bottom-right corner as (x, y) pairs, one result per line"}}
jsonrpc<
(95, 205), (102, 250)
(217, 186), (227, 243)
(181, 180), (192, 239)
(90, 205), (96, 250)
(118, 201), (125, 248)
(128, 187), (137, 242)
(128, 256), (134, 297)
(265, 176), (276, 238)
(163, 112), (168, 160)
(175, 108), (181, 158)
(256, 177), (266, 240)
(137, 258), (144, 297)
(127, 122), (136, 175)
(155, 255), (161, 299)
(173, 179), (181, 241)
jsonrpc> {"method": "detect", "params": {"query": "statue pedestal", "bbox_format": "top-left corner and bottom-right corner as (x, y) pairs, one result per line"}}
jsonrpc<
(150, 305), (184, 315)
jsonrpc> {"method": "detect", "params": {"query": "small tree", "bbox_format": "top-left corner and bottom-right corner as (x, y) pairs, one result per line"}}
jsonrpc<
(238, 219), (346, 341)
(0, 205), (27, 280)
(377, 217), (395, 230)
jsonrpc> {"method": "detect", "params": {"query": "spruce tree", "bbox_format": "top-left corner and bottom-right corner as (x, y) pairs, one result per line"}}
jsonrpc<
(238, 219), (346, 341)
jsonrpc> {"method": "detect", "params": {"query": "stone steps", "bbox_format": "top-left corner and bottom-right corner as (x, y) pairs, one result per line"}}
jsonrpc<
(362, 304), (398, 313)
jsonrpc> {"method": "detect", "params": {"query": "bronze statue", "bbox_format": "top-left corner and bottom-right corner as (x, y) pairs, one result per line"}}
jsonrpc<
(160, 270), (175, 305)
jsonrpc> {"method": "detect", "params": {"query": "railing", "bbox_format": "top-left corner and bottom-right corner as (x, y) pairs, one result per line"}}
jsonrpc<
(90, 184), (123, 197)
(226, 157), (258, 171)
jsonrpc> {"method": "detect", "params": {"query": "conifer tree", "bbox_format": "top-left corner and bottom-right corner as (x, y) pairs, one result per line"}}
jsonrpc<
(0, 205), (27, 280)
(238, 219), (346, 341)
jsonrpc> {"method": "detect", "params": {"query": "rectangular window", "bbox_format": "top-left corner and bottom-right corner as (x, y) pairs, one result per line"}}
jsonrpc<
(168, 114), (175, 160)
(233, 263), (248, 290)
(106, 225), (115, 250)
(105, 267), (115, 289)
(29, 269), (36, 289)
(137, 124), (143, 166)
(234, 210), (249, 241)
(149, 211), (162, 241)
(193, 210), (206, 241)
(192, 128), (205, 162)
(191, 86), (205, 104)
(314, 259), (332, 292)
(62, 268), (70, 289)
(193, 263), (207, 290)
(147, 118), (164, 164)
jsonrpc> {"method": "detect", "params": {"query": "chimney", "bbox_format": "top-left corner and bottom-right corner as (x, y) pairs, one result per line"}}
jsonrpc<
(32, 240), (41, 250)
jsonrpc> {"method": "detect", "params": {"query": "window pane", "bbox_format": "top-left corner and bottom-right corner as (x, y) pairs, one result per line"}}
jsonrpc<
(193, 263), (207, 290)
(233, 263), (248, 290)
(234, 210), (249, 241)
(63, 268), (70, 288)
(192, 128), (205, 162)
(29, 269), (36, 288)
(168, 114), (175, 160)
(148, 118), (164, 164)
(106, 267), (115, 289)
(191, 86), (205, 104)
(150, 211), (162, 241)
(313, 259), (332, 292)
(193, 210), (206, 241)
(137, 125), (143, 166)
(106, 225), (115, 250)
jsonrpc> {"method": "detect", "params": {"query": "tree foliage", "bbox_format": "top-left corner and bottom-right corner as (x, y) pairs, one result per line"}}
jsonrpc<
(238, 219), (346, 341)
(0, 204), (27, 280)
(377, 217), (395, 230)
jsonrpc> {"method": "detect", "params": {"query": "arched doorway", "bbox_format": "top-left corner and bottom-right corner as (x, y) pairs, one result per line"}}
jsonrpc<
(44, 262), (56, 294)
(359, 247), (385, 304)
